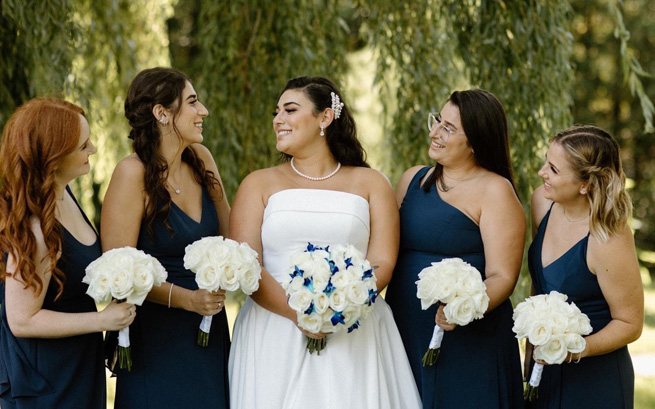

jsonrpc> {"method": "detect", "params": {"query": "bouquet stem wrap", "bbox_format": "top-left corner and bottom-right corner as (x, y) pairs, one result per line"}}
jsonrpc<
(198, 315), (213, 347)
(422, 324), (444, 367)
(117, 326), (132, 371)
(524, 362), (544, 401)
(306, 337), (328, 355)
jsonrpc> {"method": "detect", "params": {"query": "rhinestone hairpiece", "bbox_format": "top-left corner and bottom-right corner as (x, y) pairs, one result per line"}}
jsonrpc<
(331, 92), (344, 119)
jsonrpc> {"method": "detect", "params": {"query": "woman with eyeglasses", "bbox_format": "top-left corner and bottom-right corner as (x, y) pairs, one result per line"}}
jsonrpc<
(386, 89), (526, 408)
(525, 125), (642, 408)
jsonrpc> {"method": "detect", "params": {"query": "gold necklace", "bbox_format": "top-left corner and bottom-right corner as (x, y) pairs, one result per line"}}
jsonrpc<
(438, 169), (480, 192)
(563, 207), (589, 223)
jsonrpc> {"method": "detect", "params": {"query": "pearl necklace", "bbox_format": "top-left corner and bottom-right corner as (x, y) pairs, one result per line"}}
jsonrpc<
(290, 157), (341, 181)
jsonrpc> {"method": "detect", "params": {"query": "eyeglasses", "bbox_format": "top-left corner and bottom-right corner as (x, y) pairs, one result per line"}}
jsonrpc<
(428, 112), (458, 141)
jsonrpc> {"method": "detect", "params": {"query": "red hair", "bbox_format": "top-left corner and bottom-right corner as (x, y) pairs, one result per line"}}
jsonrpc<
(0, 98), (85, 299)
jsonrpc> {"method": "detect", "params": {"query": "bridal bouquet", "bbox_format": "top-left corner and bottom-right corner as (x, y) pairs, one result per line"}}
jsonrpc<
(183, 236), (261, 346)
(83, 247), (168, 371)
(512, 291), (592, 401)
(416, 257), (489, 367)
(283, 243), (378, 354)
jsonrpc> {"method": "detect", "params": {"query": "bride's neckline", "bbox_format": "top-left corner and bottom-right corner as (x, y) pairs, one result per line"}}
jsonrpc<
(268, 188), (368, 205)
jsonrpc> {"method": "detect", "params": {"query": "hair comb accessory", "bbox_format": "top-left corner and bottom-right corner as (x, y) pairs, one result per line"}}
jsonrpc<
(331, 92), (344, 119)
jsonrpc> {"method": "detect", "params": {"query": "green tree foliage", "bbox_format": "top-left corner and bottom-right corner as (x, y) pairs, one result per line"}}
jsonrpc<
(569, 0), (655, 270)
(0, 0), (77, 126)
(171, 0), (353, 200)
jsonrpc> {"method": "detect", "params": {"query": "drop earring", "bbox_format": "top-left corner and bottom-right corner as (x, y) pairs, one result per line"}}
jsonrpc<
(320, 126), (325, 137)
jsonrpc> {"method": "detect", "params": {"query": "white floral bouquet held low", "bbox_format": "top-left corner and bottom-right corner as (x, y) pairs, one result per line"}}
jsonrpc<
(512, 291), (592, 402)
(183, 236), (261, 346)
(283, 243), (378, 354)
(415, 257), (489, 367)
(83, 247), (168, 371)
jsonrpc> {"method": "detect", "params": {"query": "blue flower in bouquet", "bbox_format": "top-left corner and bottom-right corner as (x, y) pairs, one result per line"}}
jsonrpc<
(283, 242), (378, 354)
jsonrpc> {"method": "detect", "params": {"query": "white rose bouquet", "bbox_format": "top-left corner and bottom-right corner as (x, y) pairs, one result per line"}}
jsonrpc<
(183, 236), (261, 346)
(512, 290), (592, 401)
(83, 247), (168, 371)
(283, 243), (378, 354)
(415, 257), (489, 367)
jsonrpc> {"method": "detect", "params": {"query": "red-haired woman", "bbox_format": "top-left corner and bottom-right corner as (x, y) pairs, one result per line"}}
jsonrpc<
(0, 98), (135, 409)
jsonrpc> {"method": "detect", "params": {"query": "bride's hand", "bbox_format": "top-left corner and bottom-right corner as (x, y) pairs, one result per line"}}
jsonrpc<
(435, 304), (457, 331)
(299, 327), (328, 339)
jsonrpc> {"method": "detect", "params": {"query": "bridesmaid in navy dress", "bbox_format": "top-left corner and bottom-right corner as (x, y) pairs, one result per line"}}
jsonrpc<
(0, 98), (135, 408)
(101, 68), (231, 408)
(386, 89), (526, 408)
(526, 125), (643, 408)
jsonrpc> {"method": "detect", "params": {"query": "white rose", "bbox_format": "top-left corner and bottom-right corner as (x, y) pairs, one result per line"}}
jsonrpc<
(313, 293), (330, 314)
(328, 289), (348, 312)
(330, 271), (349, 290)
(416, 272), (440, 309)
(285, 276), (305, 294)
(297, 312), (323, 334)
(109, 268), (134, 300)
(131, 265), (155, 295)
(534, 334), (569, 364)
(183, 244), (206, 272)
(85, 273), (111, 303)
(195, 264), (221, 292)
(526, 319), (554, 346)
(238, 265), (261, 295)
(470, 292), (489, 318)
(563, 333), (586, 354)
(567, 312), (593, 336)
(321, 310), (339, 333)
(345, 281), (369, 305)
(218, 265), (240, 292)
(443, 296), (476, 326)
(207, 244), (232, 266)
(288, 289), (313, 313)
(342, 303), (363, 328)
(289, 251), (313, 266)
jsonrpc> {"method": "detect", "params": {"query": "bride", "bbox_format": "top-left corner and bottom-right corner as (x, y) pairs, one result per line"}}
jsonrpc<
(228, 77), (421, 409)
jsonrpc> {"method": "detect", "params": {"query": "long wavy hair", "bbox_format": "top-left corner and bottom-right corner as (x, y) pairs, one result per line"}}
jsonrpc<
(423, 89), (517, 195)
(551, 125), (632, 242)
(124, 67), (220, 236)
(280, 76), (369, 167)
(0, 98), (84, 299)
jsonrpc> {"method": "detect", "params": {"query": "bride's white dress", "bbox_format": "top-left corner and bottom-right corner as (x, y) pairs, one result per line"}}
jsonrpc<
(229, 189), (421, 409)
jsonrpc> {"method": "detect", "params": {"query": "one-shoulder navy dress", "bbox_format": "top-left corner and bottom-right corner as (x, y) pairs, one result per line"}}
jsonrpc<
(386, 166), (524, 409)
(527, 206), (634, 408)
(0, 187), (105, 409)
(113, 186), (230, 409)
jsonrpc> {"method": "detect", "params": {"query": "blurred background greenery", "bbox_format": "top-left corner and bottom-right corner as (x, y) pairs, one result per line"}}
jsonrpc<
(2, 0), (654, 407)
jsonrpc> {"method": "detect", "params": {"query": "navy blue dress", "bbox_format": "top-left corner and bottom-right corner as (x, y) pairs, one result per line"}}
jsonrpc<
(386, 167), (524, 409)
(0, 187), (105, 409)
(113, 186), (230, 409)
(527, 206), (634, 408)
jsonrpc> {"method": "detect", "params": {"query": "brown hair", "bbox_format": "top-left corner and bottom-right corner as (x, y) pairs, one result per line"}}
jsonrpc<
(124, 67), (220, 236)
(0, 98), (85, 299)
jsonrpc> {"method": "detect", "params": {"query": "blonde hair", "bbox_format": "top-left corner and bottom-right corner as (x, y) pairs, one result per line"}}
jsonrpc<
(551, 125), (632, 242)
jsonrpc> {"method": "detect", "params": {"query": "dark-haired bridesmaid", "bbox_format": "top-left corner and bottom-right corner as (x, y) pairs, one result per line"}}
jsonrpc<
(101, 67), (231, 408)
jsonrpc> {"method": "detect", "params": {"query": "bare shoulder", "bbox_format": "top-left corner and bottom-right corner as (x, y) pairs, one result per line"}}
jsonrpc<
(111, 155), (146, 183)
(352, 167), (395, 188)
(189, 143), (215, 166)
(589, 224), (636, 258)
(479, 171), (518, 203)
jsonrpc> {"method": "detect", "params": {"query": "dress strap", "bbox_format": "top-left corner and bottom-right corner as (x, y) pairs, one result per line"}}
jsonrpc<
(65, 185), (98, 236)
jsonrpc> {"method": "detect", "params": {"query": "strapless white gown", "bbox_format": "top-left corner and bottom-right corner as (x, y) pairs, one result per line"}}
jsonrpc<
(229, 189), (421, 409)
